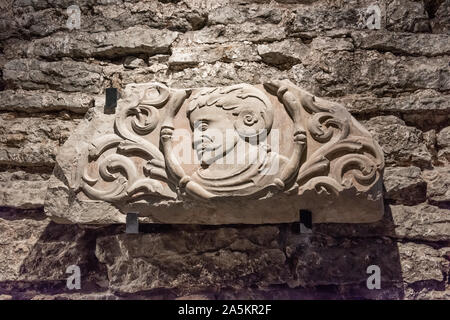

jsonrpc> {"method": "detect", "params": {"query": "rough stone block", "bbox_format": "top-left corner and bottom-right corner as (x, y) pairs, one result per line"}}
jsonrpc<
(422, 167), (450, 204)
(363, 116), (432, 168)
(0, 90), (94, 114)
(389, 204), (450, 241)
(0, 113), (80, 168)
(3, 59), (104, 93)
(384, 166), (426, 205)
(28, 27), (178, 59)
(437, 126), (450, 162)
(0, 171), (49, 209)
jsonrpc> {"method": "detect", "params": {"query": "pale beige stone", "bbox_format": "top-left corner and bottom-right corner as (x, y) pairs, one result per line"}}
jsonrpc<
(383, 166), (426, 204)
(437, 126), (450, 162)
(0, 171), (49, 208)
(390, 204), (450, 241)
(0, 113), (80, 168)
(351, 31), (450, 57)
(45, 80), (384, 224)
(0, 90), (94, 114)
(363, 116), (432, 168)
(27, 27), (178, 59)
(422, 167), (450, 204)
(0, 208), (50, 282)
(398, 242), (447, 284)
(3, 59), (104, 93)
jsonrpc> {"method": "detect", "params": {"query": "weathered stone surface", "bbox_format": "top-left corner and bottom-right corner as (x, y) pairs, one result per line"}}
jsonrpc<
(309, 36), (354, 52)
(405, 287), (450, 300)
(422, 167), (450, 204)
(30, 292), (119, 300)
(3, 59), (104, 93)
(0, 90), (94, 114)
(386, 0), (429, 32)
(0, 113), (79, 168)
(363, 116), (432, 168)
(123, 56), (146, 70)
(1, 1), (207, 40)
(431, 0), (450, 34)
(288, 5), (383, 35)
(61, 48), (448, 101)
(97, 227), (392, 294)
(404, 244), (450, 299)
(28, 27), (178, 59)
(288, 231), (448, 288)
(339, 91), (450, 131)
(0, 7), (66, 40)
(0, 171), (48, 209)
(46, 81), (384, 225)
(389, 204), (450, 241)
(101, 59), (293, 90)
(257, 39), (309, 68)
(437, 126), (450, 162)
(15, 222), (111, 286)
(423, 129), (438, 159)
(168, 62), (290, 88)
(352, 31), (450, 57)
(285, 234), (403, 289)
(398, 242), (448, 284)
(337, 91), (450, 116)
(177, 23), (287, 45)
(314, 203), (450, 242)
(383, 166), (426, 205)
(87, 1), (207, 33)
(96, 226), (288, 294)
(1, 211), (445, 298)
(96, 227), (448, 295)
(169, 42), (258, 69)
(293, 50), (450, 97)
(0, 209), (117, 299)
(1, 0), (449, 300)
(0, 208), (49, 282)
(221, 285), (404, 300)
(208, 5), (283, 26)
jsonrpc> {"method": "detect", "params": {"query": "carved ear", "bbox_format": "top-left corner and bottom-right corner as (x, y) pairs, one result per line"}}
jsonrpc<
(234, 110), (268, 139)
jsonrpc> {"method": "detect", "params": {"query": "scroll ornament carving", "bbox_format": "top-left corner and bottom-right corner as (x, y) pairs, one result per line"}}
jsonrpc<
(81, 84), (174, 202)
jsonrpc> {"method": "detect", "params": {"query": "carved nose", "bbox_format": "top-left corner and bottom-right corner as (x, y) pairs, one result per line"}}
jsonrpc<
(195, 134), (212, 143)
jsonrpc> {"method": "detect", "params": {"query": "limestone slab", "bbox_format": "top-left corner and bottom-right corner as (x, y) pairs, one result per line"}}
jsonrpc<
(45, 80), (385, 224)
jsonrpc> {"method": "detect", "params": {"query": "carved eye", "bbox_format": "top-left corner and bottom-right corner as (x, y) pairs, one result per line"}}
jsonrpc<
(197, 122), (208, 132)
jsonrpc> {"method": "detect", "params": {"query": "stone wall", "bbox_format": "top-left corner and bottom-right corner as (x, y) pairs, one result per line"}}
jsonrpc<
(0, 0), (449, 300)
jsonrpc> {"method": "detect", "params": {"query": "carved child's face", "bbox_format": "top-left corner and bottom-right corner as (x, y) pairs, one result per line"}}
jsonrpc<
(189, 105), (239, 166)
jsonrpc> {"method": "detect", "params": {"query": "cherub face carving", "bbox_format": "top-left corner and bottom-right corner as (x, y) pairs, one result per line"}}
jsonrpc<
(187, 85), (274, 167)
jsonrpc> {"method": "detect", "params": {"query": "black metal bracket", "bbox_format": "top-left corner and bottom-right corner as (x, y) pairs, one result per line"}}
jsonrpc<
(126, 213), (139, 234)
(293, 209), (313, 234)
(104, 87), (118, 114)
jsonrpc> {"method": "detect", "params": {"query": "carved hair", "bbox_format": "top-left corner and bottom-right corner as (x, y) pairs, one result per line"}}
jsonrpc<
(186, 84), (274, 136)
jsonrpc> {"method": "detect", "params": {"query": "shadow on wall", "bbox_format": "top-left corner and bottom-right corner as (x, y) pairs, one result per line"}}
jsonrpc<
(0, 205), (404, 299)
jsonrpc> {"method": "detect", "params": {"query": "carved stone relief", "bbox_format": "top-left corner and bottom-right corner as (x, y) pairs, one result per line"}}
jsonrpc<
(45, 80), (385, 224)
